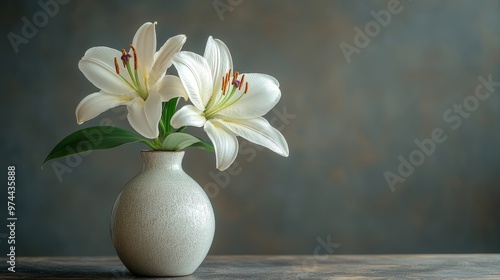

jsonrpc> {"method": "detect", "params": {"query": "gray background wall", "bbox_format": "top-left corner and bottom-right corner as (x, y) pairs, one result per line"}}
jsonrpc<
(1, 0), (499, 256)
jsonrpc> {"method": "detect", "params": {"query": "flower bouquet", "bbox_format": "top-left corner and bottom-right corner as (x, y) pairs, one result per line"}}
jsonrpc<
(44, 21), (288, 276)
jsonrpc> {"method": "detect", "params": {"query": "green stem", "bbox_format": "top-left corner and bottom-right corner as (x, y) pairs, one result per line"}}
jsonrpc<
(144, 139), (159, 150)
(152, 138), (162, 150)
(159, 102), (169, 141)
(176, 126), (187, 133)
(165, 97), (179, 134)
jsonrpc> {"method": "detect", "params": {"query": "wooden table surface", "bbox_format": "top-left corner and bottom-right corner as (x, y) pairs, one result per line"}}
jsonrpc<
(1, 255), (499, 279)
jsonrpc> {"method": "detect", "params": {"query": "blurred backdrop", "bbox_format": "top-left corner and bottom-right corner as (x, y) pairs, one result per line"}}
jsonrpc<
(1, 0), (500, 256)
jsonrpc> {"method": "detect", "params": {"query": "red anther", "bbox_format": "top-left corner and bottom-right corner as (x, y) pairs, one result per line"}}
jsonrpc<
(239, 74), (245, 90)
(225, 71), (231, 90)
(114, 57), (120, 74)
(233, 71), (239, 82)
(130, 45), (138, 70)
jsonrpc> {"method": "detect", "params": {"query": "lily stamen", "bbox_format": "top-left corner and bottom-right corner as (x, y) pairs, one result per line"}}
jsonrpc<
(114, 57), (120, 74)
(130, 44), (138, 70)
(233, 71), (239, 83)
(115, 46), (147, 99)
(206, 69), (250, 118)
(222, 70), (232, 95)
(239, 74), (245, 90)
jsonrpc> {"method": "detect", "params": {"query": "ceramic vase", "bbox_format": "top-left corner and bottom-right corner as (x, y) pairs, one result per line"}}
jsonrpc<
(110, 151), (215, 276)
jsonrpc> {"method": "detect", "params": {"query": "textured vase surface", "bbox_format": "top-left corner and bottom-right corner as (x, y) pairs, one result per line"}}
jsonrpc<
(110, 151), (215, 276)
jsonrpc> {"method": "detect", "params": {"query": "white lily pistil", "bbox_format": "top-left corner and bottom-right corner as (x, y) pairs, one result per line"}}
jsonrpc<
(205, 70), (248, 118)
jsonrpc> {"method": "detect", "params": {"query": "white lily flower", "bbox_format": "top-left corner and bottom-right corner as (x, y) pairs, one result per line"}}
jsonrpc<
(76, 22), (188, 139)
(171, 36), (289, 170)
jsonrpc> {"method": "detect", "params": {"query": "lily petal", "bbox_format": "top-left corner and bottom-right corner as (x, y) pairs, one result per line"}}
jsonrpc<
(131, 22), (156, 74)
(157, 75), (188, 102)
(216, 73), (281, 119)
(126, 90), (162, 139)
(78, 47), (136, 96)
(170, 105), (206, 128)
(203, 36), (233, 96)
(150, 34), (187, 86)
(218, 117), (289, 157)
(76, 91), (131, 124)
(172, 51), (213, 110)
(205, 120), (239, 171)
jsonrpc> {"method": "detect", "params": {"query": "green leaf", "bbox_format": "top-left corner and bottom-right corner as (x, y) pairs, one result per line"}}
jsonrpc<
(161, 133), (215, 152)
(190, 140), (215, 152)
(43, 126), (150, 165)
(162, 132), (202, 151)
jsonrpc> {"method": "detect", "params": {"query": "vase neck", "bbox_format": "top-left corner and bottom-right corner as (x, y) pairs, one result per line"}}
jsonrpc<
(141, 151), (185, 170)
